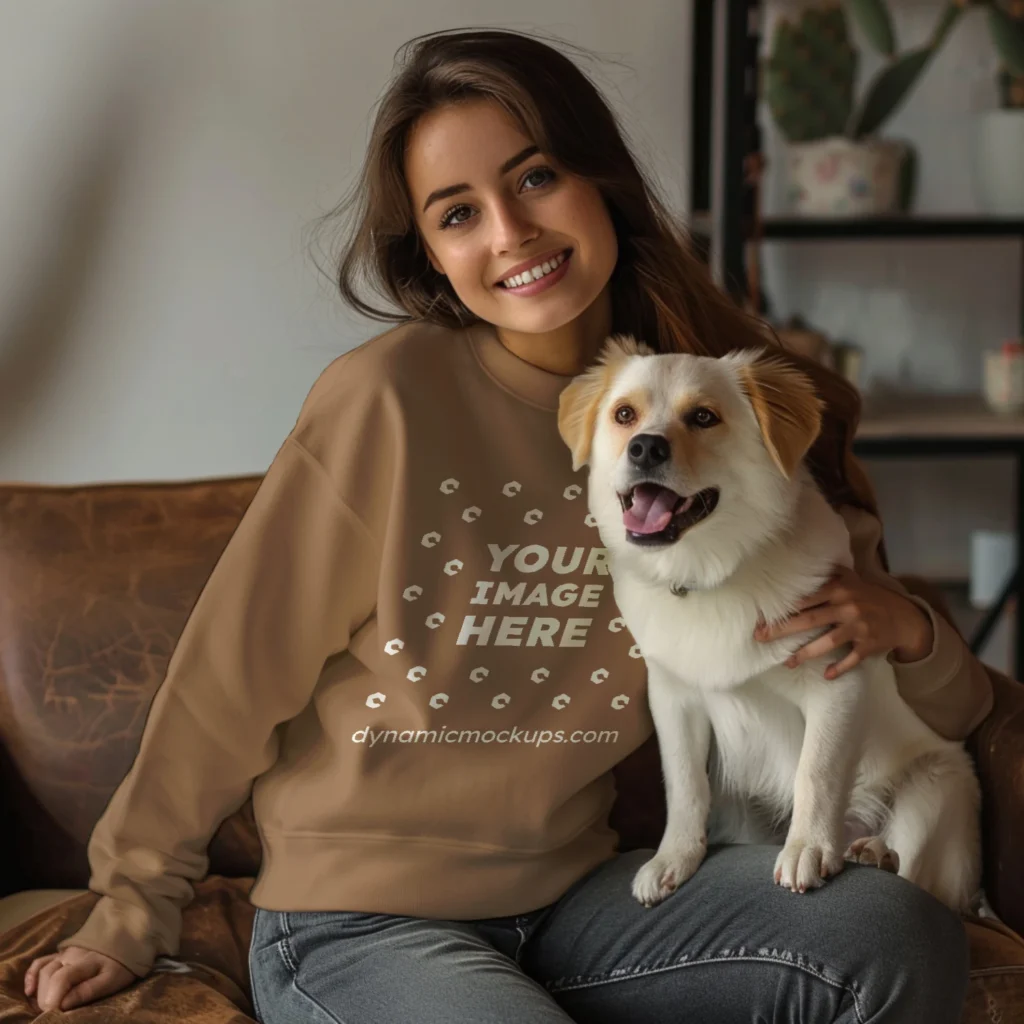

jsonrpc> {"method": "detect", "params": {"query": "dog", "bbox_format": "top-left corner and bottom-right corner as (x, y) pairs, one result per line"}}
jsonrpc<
(557, 335), (982, 911)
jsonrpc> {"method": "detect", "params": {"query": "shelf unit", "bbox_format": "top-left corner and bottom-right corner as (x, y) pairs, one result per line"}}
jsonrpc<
(762, 217), (1024, 241)
(691, 0), (1024, 675)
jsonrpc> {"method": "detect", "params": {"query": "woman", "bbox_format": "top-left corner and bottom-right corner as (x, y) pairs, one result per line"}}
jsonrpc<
(25, 27), (991, 1023)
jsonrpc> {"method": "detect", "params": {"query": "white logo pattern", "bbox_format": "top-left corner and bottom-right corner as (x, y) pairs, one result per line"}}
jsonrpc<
(370, 477), (640, 712)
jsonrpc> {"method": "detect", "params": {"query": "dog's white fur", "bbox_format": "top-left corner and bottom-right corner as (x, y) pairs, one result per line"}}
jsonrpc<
(558, 335), (981, 911)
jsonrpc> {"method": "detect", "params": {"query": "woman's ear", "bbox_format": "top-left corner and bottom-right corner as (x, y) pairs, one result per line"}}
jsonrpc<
(738, 356), (824, 479)
(423, 240), (446, 276)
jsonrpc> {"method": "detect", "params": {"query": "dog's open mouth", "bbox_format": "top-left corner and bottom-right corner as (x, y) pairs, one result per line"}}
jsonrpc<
(619, 484), (720, 545)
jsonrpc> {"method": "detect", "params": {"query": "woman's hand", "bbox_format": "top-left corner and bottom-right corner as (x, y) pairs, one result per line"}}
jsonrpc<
(753, 564), (934, 680)
(24, 945), (135, 1012)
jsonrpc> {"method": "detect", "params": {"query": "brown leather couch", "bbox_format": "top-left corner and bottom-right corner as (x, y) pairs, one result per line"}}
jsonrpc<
(1, 476), (1023, 1021)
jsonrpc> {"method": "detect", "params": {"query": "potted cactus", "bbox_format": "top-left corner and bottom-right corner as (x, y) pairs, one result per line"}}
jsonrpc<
(765, 0), (1024, 216)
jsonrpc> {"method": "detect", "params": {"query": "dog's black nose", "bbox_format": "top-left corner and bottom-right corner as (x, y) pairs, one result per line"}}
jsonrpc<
(628, 433), (671, 470)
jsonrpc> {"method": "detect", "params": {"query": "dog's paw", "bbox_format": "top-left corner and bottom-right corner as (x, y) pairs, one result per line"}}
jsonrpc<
(774, 839), (844, 893)
(631, 843), (706, 907)
(844, 836), (900, 874)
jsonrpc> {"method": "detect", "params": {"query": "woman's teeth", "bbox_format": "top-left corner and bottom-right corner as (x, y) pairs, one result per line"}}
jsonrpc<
(501, 250), (568, 289)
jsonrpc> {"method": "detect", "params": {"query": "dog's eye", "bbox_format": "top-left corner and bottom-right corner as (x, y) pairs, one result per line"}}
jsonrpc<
(614, 405), (636, 425)
(689, 407), (720, 429)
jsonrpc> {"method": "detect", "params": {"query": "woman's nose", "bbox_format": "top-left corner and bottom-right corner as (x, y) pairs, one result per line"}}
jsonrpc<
(490, 199), (539, 254)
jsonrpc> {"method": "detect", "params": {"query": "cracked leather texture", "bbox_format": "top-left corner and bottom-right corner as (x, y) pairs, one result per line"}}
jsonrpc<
(0, 477), (264, 893)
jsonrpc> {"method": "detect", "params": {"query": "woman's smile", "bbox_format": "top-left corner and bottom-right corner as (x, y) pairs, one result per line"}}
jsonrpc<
(496, 248), (572, 296)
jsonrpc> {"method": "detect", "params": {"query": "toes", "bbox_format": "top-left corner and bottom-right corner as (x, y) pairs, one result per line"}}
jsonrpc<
(775, 842), (843, 892)
(844, 837), (900, 874)
(632, 846), (705, 907)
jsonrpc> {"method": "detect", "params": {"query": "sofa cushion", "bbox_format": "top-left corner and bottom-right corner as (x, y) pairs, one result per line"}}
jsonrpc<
(0, 877), (256, 1021)
(964, 916), (1024, 1021)
(0, 890), (86, 935)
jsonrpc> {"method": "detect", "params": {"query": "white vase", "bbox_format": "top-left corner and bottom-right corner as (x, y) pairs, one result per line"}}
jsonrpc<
(969, 530), (1017, 609)
(983, 344), (1024, 416)
(974, 110), (1024, 216)
(784, 137), (909, 217)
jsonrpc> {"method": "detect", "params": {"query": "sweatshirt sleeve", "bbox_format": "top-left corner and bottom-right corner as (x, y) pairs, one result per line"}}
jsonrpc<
(840, 504), (993, 741)
(56, 435), (379, 977)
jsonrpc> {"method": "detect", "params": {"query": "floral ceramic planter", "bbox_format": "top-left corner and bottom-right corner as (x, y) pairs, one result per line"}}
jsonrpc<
(784, 137), (910, 216)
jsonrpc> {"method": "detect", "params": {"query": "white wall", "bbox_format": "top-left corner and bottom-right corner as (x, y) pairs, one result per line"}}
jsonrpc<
(760, 1), (1019, 580)
(0, 0), (693, 484)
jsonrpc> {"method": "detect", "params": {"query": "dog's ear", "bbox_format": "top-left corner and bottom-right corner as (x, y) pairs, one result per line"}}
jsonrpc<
(738, 356), (824, 479)
(557, 334), (652, 470)
(600, 333), (656, 360)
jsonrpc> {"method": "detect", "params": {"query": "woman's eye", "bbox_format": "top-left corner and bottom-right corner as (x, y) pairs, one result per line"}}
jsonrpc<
(690, 407), (720, 428)
(439, 204), (472, 230)
(615, 405), (636, 425)
(523, 166), (555, 190)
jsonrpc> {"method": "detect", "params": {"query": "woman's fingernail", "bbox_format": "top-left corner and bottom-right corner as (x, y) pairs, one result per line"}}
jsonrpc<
(785, 656), (797, 668)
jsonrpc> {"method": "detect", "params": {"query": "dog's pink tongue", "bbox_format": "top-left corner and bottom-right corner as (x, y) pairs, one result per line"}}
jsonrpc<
(623, 484), (684, 534)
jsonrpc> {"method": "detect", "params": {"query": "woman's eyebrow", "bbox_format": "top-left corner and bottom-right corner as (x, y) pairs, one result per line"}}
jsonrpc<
(421, 145), (540, 213)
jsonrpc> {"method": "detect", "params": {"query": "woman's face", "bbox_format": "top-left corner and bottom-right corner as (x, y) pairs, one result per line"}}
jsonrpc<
(404, 98), (618, 336)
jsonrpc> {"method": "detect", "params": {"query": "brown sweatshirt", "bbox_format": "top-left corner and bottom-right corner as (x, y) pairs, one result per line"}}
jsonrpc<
(58, 319), (993, 977)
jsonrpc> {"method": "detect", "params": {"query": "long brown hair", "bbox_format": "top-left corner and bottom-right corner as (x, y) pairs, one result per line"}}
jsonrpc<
(309, 27), (879, 523)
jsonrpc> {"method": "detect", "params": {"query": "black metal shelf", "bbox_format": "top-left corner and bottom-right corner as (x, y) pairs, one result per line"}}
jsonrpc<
(762, 216), (1024, 240)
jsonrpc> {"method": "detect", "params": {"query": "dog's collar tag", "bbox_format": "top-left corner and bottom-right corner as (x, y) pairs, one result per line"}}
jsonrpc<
(670, 581), (689, 597)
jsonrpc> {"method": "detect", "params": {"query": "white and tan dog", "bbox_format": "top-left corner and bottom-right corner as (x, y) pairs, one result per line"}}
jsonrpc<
(558, 335), (981, 911)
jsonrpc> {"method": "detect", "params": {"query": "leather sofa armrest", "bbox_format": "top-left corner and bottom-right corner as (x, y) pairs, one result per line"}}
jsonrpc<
(897, 575), (1024, 935)
(0, 741), (22, 898)
(966, 668), (1024, 936)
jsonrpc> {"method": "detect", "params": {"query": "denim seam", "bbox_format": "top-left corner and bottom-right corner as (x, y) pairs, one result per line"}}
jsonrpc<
(247, 911), (265, 1023)
(545, 951), (864, 1024)
(277, 912), (351, 1024)
(514, 923), (529, 965)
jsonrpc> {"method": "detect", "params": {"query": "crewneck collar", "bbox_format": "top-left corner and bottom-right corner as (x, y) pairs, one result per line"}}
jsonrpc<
(463, 321), (577, 412)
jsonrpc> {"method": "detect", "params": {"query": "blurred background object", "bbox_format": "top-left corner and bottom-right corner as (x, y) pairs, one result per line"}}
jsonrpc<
(984, 339), (1024, 412)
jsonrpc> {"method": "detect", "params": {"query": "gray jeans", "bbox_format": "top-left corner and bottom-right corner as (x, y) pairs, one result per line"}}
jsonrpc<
(248, 845), (969, 1023)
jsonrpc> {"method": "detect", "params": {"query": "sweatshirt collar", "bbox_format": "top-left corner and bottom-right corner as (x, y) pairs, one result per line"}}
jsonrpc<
(464, 321), (576, 412)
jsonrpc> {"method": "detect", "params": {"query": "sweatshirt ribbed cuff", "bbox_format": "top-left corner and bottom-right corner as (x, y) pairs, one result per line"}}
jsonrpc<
(56, 897), (157, 978)
(887, 595), (963, 699)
